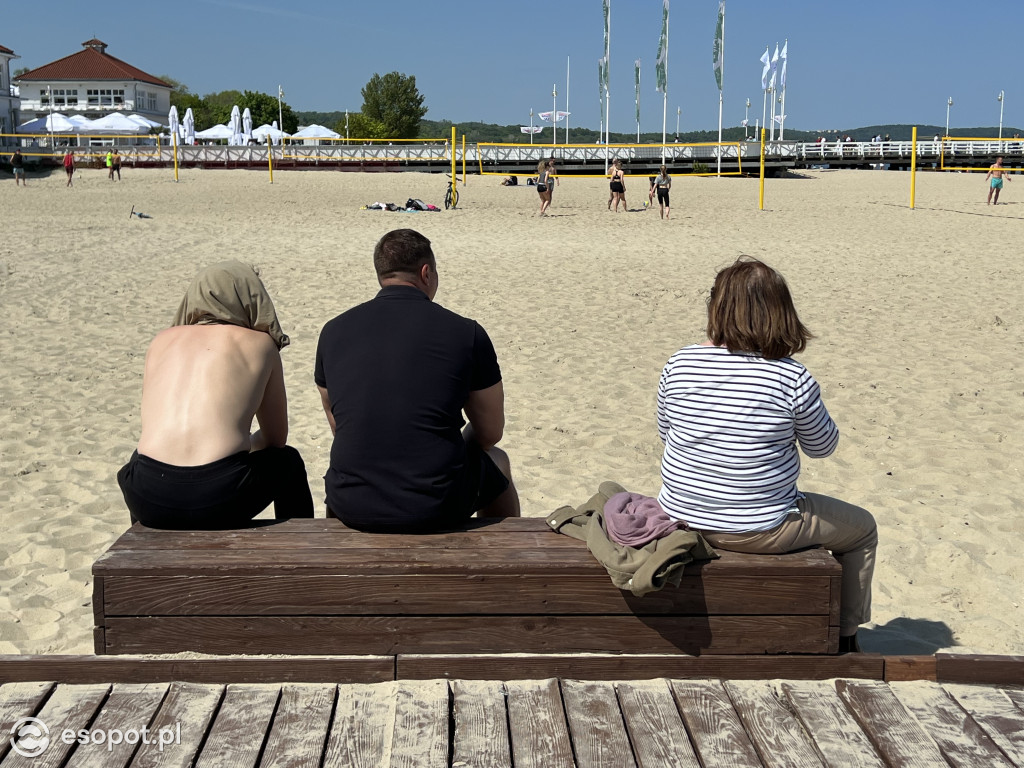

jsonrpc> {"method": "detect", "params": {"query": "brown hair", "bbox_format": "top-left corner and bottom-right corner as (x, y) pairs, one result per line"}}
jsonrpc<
(373, 229), (434, 279)
(706, 257), (811, 359)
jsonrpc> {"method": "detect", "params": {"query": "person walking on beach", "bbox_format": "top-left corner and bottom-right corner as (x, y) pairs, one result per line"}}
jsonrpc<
(536, 159), (555, 215)
(986, 157), (1011, 205)
(315, 228), (520, 532)
(62, 149), (75, 187)
(10, 148), (25, 186)
(608, 159), (627, 211)
(111, 150), (121, 181)
(655, 257), (877, 653)
(106, 150), (114, 180)
(652, 165), (671, 220)
(117, 261), (314, 528)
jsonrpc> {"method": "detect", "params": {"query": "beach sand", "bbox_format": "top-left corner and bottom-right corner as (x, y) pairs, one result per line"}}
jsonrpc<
(1, 164), (1021, 656)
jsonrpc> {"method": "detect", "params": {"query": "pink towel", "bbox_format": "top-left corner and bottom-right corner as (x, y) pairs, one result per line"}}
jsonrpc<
(604, 491), (686, 547)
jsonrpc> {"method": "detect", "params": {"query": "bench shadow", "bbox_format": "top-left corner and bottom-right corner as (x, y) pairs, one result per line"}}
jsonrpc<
(858, 617), (956, 655)
(623, 562), (713, 655)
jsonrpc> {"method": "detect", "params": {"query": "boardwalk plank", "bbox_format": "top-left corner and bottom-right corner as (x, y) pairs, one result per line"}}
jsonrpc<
(616, 680), (700, 768)
(1, 684), (109, 768)
(725, 680), (823, 767)
(450, 680), (512, 768)
(129, 682), (223, 768)
(890, 681), (1014, 768)
(390, 680), (450, 768)
(65, 683), (168, 768)
(781, 681), (885, 768)
(322, 682), (395, 767)
(944, 684), (1024, 765)
(670, 679), (762, 767)
(562, 680), (635, 768)
(505, 679), (575, 768)
(834, 679), (947, 768)
(193, 684), (280, 768)
(1007, 689), (1024, 714)
(259, 684), (336, 768)
(0, 682), (54, 761)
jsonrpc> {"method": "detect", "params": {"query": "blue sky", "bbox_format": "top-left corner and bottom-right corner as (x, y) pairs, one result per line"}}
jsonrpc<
(5, 0), (1022, 134)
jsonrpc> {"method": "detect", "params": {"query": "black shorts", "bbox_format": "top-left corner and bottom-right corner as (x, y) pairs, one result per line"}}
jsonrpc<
(610, 181), (625, 193)
(657, 188), (670, 205)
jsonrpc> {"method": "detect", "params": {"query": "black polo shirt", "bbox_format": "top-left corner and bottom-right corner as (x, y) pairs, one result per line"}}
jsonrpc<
(314, 285), (501, 528)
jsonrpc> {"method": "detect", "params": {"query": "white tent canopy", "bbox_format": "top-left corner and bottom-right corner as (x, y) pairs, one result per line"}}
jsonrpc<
(251, 123), (291, 144)
(292, 124), (340, 139)
(128, 114), (163, 129)
(194, 124), (233, 140)
(17, 114), (78, 133)
(85, 113), (150, 134)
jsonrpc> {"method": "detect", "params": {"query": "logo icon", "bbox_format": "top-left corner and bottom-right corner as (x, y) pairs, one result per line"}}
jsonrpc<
(10, 717), (50, 758)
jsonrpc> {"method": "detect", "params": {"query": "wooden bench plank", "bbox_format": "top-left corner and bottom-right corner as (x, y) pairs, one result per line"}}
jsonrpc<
(390, 680), (450, 768)
(936, 654), (1024, 686)
(451, 680), (512, 768)
(943, 684), (1024, 765)
(100, 574), (833, 617)
(670, 680), (762, 768)
(2, 684), (110, 768)
(0, 683), (54, 762)
(505, 679), (575, 768)
(562, 680), (636, 768)
(724, 680), (823, 767)
(780, 680), (884, 768)
(834, 679), (948, 768)
(193, 684), (280, 768)
(64, 683), (168, 768)
(102, 615), (832, 656)
(258, 684), (336, 768)
(322, 682), (396, 766)
(615, 680), (700, 768)
(397, 654), (885, 682)
(890, 681), (1015, 768)
(128, 682), (223, 768)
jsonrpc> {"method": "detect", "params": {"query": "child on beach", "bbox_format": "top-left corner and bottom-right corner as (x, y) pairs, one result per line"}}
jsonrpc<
(116, 261), (314, 529)
(655, 257), (877, 652)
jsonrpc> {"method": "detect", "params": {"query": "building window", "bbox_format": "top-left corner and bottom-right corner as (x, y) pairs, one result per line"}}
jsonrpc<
(40, 88), (49, 105)
(87, 89), (125, 107)
(50, 89), (78, 107)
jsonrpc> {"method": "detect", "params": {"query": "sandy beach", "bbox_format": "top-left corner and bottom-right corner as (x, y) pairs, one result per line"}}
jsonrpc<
(1, 163), (1021, 656)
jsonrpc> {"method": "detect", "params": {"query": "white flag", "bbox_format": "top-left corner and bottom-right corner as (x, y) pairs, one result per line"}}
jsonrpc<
(760, 47), (771, 91)
(712, 1), (725, 91)
(539, 111), (570, 123)
(520, 126), (543, 134)
(779, 40), (788, 89)
(655, 0), (669, 94)
(769, 44), (780, 90)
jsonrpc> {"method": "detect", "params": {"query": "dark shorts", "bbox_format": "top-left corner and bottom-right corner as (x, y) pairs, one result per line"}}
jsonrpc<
(657, 188), (670, 205)
(610, 181), (625, 193)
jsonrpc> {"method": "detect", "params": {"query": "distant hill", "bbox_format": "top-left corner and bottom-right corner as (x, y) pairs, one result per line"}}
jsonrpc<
(293, 112), (1021, 144)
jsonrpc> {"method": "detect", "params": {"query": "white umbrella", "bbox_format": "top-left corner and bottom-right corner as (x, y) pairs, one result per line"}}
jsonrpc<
(127, 114), (163, 129)
(17, 114), (78, 133)
(168, 106), (180, 146)
(194, 124), (233, 141)
(85, 113), (150, 134)
(292, 124), (341, 139)
(228, 105), (243, 146)
(183, 108), (195, 146)
(252, 123), (290, 145)
(242, 107), (253, 143)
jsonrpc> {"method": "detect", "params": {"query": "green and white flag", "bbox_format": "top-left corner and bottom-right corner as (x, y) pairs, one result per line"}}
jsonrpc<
(713, 1), (725, 91)
(655, 0), (669, 94)
(603, 0), (610, 61)
(634, 59), (641, 123)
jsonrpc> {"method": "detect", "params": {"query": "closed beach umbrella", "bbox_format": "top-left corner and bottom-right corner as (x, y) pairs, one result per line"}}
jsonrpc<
(183, 108), (195, 146)
(168, 106), (179, 144)
(242, 107), (253, 143)
(229, 105), (243, 146)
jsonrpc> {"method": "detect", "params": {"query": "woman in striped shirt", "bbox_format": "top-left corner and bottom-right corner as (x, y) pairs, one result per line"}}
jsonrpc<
(657, 257), (877, 653)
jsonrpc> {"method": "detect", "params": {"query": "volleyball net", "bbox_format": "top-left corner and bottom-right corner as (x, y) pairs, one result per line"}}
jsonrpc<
(477, 141), (745, 177)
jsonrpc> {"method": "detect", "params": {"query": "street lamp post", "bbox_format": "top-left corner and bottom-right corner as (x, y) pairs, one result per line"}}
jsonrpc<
(745, 98), (751, 139)
(675, 106), (680, 139)
(552, 84), (558, 147)
(529, 108), (534, 145)
(277, 85), (284, 142)
(997, 90), (1005, 141)
(945, 97), (953, 138)
(46, 85), (53, 147)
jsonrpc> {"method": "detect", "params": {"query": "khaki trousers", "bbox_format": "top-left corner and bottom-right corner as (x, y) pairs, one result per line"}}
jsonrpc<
(701, 492), (877, 636)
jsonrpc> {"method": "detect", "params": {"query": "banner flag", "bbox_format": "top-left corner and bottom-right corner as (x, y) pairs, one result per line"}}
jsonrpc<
(539, 111), (570, 123)
(780, 40), (788, 89)
(655, 0), (669, 94)
(769, 43), (780, 90)
(603, 0), (610, 60)
(760, 46), (771, 91)
(713, 1), (725, 91)
(520, 126), (544, 134)
(635, 59), (641, 122)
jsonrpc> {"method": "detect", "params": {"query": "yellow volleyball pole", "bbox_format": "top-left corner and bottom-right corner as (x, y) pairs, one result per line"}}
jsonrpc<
(267, 134), (274, 184)
(450, 126), (456, 189)
(910, 126), (918, 209)
(461, 134), (466, 185)
(759, 128), (766, 210)
(172, 131), (179, 182)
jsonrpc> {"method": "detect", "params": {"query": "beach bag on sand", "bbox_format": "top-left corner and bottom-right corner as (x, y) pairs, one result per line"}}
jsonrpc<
(405, 198), (428, 211)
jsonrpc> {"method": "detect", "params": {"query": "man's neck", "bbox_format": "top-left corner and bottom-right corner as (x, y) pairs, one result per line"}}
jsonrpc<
(379, 278), (428, 297)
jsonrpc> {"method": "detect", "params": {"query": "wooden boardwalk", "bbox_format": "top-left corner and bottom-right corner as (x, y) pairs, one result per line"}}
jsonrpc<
(1, 659), (1022, 767)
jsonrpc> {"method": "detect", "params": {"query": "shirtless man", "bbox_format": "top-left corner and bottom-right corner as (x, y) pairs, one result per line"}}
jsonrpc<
(117, 261), (313, 528)
(986, 157), (1011, 205)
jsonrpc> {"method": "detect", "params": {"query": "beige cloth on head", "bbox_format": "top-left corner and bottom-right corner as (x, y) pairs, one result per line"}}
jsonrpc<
(172, 260), (290, 350)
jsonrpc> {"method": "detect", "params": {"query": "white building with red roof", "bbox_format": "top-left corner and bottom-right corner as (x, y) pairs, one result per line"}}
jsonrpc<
(1, 43), (20, 141)
(15, 39), (171, 126)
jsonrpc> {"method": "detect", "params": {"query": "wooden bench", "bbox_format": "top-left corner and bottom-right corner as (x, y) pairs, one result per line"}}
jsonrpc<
(92, 517), (842, 656)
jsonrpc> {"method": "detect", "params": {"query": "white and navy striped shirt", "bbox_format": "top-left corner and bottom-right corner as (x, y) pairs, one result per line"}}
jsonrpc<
(657, 345), (839, 533)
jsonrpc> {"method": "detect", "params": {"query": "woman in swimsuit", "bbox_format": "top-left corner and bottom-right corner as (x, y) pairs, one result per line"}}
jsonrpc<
(536, 159), (555, 215)
(608, 159), (626, 211)
(653, 165), (671, 220)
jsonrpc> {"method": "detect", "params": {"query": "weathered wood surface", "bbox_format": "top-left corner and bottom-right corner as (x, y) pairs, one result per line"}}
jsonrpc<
(1, 677), (1022, 767)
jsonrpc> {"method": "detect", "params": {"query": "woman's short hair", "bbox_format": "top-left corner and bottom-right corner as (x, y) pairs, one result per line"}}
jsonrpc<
(706, 257), (811, 359)
(374, 229), (434, 279)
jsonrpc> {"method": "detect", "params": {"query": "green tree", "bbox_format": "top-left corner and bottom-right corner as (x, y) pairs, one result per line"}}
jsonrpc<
(337, 112), (388, 140)
(360, 72), (427, 139)
(201, 90), (244, 126)
(237, 90), (297, 133)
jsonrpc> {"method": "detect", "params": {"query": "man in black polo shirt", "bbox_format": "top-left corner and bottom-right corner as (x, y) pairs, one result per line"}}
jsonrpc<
(314, 228), (520, 531)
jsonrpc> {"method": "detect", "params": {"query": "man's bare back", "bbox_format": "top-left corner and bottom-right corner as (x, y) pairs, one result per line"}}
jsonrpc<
(137, 324), (286, 466)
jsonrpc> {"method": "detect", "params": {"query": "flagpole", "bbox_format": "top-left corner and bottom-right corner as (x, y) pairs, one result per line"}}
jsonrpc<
(635, 59), (641, 143)
(530, 108), (534, 145)
(662, 13), (668, 166)
(552, 84), (558, 147)
(717, 2), (725, 177)
(605, 0), (611, 173)
(779, 40), (787, 140)
(566, 56), (571, 144)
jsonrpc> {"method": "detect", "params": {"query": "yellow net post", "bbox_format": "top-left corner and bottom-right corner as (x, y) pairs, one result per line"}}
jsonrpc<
(759, 129), (766, 210)
(172, 131), (179, 182)
(910, 126), (917, 209)
(461, 134), (466, 185)
(267, 134), (274, 184)
(450, 126), (456, 189)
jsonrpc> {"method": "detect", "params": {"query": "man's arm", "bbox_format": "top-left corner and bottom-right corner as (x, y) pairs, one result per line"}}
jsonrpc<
(463, 381), (505, 450)
(318, 385), (337, 436)
(252, 350), (288, 451)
